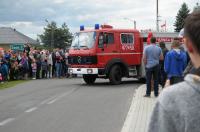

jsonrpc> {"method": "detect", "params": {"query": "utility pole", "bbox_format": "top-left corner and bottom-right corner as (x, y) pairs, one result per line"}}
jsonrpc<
(156, 0), (159, 32)
(45, 19), (54, 49)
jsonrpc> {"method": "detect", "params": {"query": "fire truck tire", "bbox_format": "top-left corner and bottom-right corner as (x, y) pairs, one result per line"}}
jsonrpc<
(83, 75), (97, 84)
(139, 77), (146, 83)
(109, 65), (122, 85)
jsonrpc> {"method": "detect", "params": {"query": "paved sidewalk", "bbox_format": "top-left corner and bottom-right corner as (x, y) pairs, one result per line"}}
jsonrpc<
(121, 84), (161, 132)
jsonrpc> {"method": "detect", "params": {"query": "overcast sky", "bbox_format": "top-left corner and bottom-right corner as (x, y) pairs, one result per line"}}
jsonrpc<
(0, 0), (198, 39)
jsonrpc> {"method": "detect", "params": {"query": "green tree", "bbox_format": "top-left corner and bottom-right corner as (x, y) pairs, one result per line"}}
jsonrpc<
(174, 3), (190, 32)
(39, 21), (73, 49)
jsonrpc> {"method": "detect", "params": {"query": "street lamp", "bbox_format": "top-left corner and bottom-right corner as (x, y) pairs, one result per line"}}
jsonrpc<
(124, 17), (136, 29)
(45, 19), (54, 49)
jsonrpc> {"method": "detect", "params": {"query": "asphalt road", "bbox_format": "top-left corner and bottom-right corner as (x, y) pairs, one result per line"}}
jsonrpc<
(0, 77), (141, 132)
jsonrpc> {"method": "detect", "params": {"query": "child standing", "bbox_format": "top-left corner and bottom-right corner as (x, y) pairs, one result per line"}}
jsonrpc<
(31, 59), (37, 79)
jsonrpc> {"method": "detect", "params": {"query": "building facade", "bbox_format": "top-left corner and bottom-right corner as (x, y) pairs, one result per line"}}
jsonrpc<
(0, 27), (39, 51)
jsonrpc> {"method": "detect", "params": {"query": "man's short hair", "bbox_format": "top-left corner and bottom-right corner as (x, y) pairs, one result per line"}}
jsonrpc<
(150, 37), (156, 43)
(171, 40), (180, 48)
(184, 11), (200, 54)
(159, 41), (166, 48)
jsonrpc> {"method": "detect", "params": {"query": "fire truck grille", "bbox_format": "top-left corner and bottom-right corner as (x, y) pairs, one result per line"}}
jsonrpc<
(68, 56), (97, 65)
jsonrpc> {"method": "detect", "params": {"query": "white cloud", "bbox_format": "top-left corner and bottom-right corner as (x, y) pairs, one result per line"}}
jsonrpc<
(77, 14), (97, 21)
(0, 0), (198, 39)
(53, 0), (66, 4)
(42, 8), (56, 16)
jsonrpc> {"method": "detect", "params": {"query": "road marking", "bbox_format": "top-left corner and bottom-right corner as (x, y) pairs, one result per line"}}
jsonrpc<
(0, 118), (15, 126)
(40, 94), (63, 105)
(40, 96), (57, 105)
(46, 88), (77, 105)
(46, 93), (66, 104)
(40, 99), (50, 105)
(47, 98), (59, 104)
(25, 107), (38, 113)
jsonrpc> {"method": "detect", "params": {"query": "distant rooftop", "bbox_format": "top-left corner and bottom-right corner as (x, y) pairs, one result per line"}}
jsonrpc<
(0, 27), (39, 45)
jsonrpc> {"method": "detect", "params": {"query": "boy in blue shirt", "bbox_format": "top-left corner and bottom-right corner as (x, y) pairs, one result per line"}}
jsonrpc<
(164, 40), (187, 84)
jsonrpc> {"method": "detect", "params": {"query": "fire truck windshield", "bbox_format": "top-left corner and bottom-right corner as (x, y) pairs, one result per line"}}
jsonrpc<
(71, 32), (96, 49)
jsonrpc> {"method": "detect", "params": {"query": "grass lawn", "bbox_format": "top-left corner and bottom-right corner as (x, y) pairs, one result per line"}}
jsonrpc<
(0, 80), (28, 90)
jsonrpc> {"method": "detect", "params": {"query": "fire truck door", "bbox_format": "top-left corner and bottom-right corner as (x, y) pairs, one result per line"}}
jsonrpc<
(120, 33), (135, 64)
(97, 32), (119, 65)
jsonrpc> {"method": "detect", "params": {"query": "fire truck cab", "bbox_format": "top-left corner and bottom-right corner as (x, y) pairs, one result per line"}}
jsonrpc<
(68, 24), (145, 85)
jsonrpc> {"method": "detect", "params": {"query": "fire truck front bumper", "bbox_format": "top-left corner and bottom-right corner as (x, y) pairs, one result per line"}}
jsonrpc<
(68, 68), (99, 75)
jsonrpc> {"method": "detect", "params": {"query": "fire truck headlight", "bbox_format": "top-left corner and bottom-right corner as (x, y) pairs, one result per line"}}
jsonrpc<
(87, 69), (93, 74)
(68, 69), (73, 74)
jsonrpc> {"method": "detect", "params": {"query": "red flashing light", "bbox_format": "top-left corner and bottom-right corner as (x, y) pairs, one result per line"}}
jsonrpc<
(101, 24), (113, 29)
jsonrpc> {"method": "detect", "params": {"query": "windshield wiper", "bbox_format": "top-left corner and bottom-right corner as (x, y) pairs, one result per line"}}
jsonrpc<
(72, 45), (80, 50)
(80, 45), (89, 50)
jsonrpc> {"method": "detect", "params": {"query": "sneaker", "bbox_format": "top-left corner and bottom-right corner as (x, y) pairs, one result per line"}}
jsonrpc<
(143, 94), (150, 97)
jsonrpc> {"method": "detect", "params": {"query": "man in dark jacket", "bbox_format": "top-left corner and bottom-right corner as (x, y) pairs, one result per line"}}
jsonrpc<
(159, 41), (168, 87)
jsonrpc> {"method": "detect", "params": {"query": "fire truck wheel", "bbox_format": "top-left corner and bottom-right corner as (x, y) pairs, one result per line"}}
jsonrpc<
(139, 78), (146, 83)
(109, 65), (122, 85)
(83, 75), (97, 84)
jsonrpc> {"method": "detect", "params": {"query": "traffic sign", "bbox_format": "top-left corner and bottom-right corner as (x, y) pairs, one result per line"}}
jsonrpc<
(10, 44), (24, 51)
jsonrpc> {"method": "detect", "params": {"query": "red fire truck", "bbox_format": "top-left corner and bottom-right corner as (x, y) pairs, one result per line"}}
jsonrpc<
(68, 24), (178, 85)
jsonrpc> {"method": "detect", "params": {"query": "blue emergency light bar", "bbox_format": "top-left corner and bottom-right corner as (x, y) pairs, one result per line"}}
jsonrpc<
(80, 25), (84, 31)
(80, 24), (100, 31)
(95, 24), (100, 30)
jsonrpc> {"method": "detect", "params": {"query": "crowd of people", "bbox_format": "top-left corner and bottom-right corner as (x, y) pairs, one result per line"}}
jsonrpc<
(144, 28), (194, 95)
(0, 44), (69, 83)
(143, 37), (188, 97)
